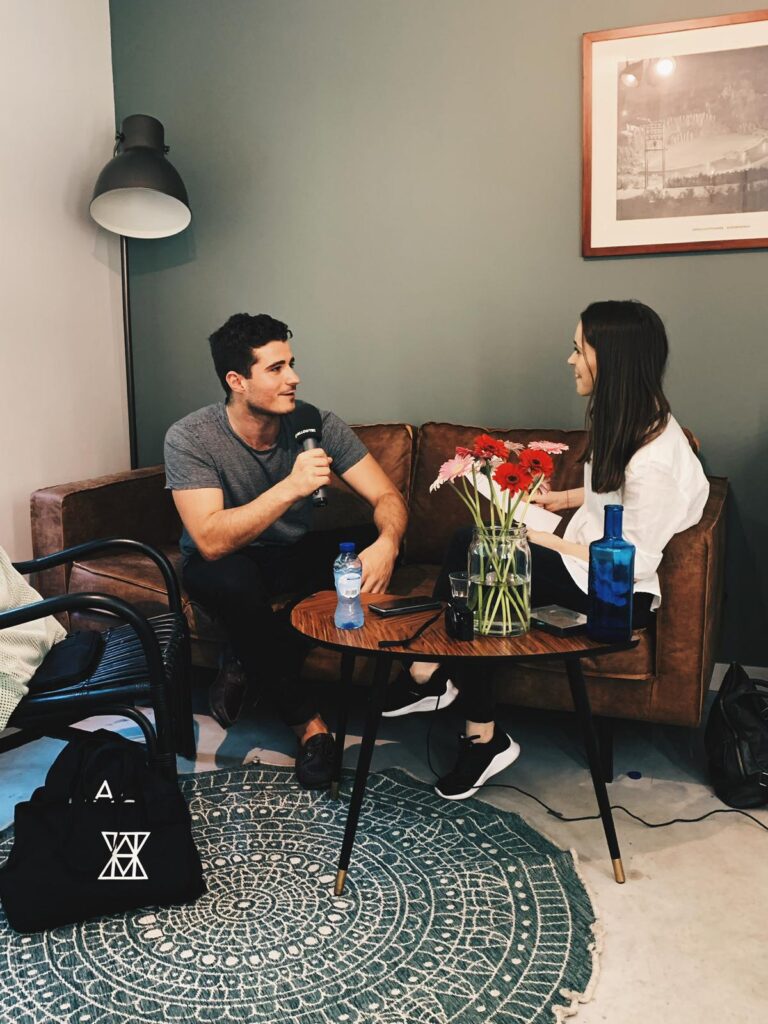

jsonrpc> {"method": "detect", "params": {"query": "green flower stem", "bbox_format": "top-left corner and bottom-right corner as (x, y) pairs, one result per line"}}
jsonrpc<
(485, 466), (496, 529)
(521, 475), (544, 522)
(469, 467), (483, 522)
(453, 482), (481, 520)
(478, 580), (527, 634)
(503, 490), (526, 532)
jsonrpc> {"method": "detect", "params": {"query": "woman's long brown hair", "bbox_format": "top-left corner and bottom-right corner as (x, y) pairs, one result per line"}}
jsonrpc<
(581, 300), (671, 493)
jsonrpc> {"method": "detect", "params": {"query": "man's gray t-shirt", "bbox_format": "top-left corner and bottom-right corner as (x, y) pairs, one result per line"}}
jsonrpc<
(164, 400), (368, 561)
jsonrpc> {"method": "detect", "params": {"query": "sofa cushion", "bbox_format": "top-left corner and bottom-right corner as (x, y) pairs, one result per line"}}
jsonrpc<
(311, 423), (414, 534)
(406, 423), (590, 565)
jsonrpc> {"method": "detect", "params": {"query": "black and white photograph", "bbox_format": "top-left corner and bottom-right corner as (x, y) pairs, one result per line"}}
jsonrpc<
(584, 11), (768, 255)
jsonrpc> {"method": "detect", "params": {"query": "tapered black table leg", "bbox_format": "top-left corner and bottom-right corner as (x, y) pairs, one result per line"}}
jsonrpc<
(565, 657), (625, 884)
(335, 654), (391, 895)
(594, 715), (615, 784)
(330, 652), (355, 800)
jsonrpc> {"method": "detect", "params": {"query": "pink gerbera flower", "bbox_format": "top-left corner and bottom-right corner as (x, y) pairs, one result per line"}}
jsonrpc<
(429, 453), (475, 492)
(527, 441), (570, 454)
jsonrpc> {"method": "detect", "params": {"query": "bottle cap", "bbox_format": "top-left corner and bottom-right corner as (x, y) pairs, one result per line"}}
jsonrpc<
(339, 542), (356, 553)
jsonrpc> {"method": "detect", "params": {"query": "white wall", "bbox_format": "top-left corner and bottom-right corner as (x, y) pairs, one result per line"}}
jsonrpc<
(0, 0), (126, 560)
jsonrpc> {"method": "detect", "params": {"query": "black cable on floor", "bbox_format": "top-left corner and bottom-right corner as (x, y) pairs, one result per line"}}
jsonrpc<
(424, 703), (768, 834)
(476, 781), (768, 833)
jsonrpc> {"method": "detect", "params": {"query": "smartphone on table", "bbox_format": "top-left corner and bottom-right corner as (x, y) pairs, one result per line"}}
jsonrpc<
(369, 597), (442, 618)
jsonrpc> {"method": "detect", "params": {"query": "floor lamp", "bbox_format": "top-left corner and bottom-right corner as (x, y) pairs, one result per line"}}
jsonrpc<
(90, 114), (192, 469)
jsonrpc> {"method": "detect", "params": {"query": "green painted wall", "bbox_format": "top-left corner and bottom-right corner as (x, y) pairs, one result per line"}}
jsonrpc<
(110, 0), (767, 664)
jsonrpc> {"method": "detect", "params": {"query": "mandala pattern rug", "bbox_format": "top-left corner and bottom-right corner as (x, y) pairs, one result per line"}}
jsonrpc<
(0, 765), (598, 1023)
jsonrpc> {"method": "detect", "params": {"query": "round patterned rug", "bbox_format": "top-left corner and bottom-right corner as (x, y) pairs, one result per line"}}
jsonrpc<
(0, 765), (598, 1023)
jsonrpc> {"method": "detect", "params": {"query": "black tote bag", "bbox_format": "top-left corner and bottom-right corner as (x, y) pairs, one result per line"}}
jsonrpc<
(0, 730), (206, 933)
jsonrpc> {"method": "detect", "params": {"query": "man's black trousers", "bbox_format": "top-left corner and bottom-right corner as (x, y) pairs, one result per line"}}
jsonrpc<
(183, 525), (377, 728)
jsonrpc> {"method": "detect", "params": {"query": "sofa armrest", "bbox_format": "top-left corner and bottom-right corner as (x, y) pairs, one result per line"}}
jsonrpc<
(651, 476), (728, 725)
(30, 466), (180, 598)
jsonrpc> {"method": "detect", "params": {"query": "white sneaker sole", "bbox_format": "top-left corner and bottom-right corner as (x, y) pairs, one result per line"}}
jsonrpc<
(381, 680), (459, 718)
(436, 737), (521, 800)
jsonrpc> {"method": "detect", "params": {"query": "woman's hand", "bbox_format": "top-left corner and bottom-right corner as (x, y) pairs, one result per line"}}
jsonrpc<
(532, 487), (584, 513)
(531, 490), (571, 512)
(527, 529), (557, 550)
(527, 529), (589, 563)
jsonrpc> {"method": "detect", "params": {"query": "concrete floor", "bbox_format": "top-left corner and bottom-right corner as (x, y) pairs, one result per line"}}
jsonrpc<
(1, 676), (766, 1023)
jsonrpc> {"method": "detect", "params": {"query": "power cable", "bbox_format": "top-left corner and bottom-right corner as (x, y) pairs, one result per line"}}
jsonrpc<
(423, 700), (768, 833)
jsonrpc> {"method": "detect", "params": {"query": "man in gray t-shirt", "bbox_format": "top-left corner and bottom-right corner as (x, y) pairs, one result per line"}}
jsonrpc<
(165, 400), (369, 561)
(164, 313), (408, 790)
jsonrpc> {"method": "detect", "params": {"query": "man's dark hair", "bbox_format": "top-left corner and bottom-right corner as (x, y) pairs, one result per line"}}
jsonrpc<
(581, 299), (671, 493)
(209, 313), (292, 400)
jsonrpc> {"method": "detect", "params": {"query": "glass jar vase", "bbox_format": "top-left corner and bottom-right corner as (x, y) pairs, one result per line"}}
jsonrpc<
(468, 525), (531, 637)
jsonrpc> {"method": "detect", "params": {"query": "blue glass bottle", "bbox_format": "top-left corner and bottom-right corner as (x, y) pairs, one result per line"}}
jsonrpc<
(587, 505), (635, 643)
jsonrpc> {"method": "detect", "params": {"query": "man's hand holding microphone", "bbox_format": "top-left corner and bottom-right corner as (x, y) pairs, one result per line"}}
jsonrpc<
(286, 448), (333, 502)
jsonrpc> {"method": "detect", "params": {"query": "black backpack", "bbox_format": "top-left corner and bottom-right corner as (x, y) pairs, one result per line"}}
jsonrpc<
(704, 663), (768, 809)
(0, 730), (206, 933)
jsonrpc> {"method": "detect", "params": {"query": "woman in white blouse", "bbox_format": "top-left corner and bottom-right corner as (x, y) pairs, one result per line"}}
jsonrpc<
(383, 300), (710, 800)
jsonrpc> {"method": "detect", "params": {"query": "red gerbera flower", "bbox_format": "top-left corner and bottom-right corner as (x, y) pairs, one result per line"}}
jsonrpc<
(519, 448), (555, 478)
(493, 462), (533, 494)
(471, 434), (508, 461)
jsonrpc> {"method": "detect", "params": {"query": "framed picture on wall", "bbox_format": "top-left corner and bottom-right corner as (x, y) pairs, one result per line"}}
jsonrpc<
(582, 10), (768, 256)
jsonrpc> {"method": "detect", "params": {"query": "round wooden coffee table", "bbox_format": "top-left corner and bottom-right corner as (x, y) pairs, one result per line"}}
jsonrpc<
(291, 591), (638, 894)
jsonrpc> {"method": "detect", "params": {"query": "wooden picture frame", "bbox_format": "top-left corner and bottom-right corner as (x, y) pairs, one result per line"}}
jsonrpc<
(582, 10), (768, 256)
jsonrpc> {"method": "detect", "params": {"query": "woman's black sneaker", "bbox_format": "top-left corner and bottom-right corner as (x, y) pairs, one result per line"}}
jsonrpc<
(295, 733), (336, 789)
(381, 667), (458, 717)
(435, 728), (520, 800)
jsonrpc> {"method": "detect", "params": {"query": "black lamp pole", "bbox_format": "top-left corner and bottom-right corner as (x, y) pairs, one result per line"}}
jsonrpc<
(90, 115), (191, 469)
(120, 235), (138, 468)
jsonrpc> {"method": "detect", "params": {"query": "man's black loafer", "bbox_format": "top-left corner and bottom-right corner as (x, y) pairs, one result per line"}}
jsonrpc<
(295, 733), (336, 790)
(208, 655), (248, 729)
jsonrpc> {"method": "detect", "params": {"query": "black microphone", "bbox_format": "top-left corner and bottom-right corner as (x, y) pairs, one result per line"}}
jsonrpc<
(291, 403), (328, 508)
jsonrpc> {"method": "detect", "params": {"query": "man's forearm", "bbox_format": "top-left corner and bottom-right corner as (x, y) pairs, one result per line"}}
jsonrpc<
(372, 491), (408, 551)
(199, 480), (299, 559)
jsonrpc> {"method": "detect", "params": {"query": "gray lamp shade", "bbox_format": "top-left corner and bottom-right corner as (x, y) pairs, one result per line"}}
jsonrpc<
(90, 114), (191, 238)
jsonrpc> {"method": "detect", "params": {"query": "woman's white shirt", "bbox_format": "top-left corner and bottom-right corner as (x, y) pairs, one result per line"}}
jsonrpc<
(561, 416), (709, 609)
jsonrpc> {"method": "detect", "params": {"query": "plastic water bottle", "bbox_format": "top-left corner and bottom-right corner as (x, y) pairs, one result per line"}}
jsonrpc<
(333, 542), (365, 629)
(587, 504), (635, 643)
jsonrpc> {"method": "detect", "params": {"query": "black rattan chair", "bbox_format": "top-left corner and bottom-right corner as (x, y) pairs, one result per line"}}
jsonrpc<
(0, 539), (194, 781)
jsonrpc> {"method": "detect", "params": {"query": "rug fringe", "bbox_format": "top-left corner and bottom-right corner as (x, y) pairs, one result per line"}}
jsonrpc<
(551, 846), (603, 1024)
(328, 764), (604, 1023)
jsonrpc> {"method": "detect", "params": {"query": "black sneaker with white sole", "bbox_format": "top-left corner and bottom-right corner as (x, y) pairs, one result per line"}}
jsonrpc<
(435, 728), (521, 800)
(381, 667), (459, 717)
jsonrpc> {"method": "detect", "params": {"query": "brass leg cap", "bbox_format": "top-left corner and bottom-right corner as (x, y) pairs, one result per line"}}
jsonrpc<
(334, 870), (347, 896)
(612, 857), (626, 884)
(330, 781), (340, 800)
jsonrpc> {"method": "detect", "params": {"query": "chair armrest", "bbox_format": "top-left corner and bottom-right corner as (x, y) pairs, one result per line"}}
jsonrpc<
(652, 476), (728, 725)
(13, 539), (182, 614)
(0, 592), (166, 694)
(30, 466), (178, 598)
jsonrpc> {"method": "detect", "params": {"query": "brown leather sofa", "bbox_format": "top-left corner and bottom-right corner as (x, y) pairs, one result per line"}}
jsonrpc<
(29, 421), (727, 731)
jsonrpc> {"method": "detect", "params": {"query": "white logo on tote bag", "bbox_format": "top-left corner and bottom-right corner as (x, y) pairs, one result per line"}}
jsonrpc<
(98, 832), (150, 880)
